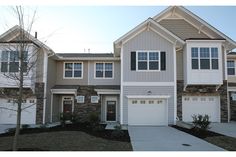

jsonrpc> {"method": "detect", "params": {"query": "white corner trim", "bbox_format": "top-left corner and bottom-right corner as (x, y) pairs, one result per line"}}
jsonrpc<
(50, 93), (53, 123)
(123, 82), (175, 86)
(120, 46), (124, 124)
(43, 51), (48, 124)
(173, 44), (177, 125)
(126, 95), (171, 99)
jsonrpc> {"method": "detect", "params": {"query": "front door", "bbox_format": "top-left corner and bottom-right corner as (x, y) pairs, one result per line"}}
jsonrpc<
(63, 97), (73, 114)
(106, 101), (116, 121)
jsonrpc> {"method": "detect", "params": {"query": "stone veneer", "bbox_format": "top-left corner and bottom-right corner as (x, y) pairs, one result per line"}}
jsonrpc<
(177, 80), (228, 122)
(73, 86), (101, 122)
(35, 82), (45, 124)
(229, 91), (236, 121)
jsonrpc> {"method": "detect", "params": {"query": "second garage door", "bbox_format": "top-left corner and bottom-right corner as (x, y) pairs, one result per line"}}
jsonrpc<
(182, 96), (220, 122)
(128, 98), (168, 126)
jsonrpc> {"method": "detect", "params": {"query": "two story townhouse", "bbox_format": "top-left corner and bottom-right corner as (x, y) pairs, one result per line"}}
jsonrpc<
(0, 6), (236, 126)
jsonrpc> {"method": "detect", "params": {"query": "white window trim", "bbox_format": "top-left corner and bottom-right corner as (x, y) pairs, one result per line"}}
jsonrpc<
(191, 47), (219, 70)
(63, 62), (83, 79)
(94, 62), (114, 79)
(0, 51), (28, 73)
(136, 50), (161, 72)
(227, 60), (236, 76)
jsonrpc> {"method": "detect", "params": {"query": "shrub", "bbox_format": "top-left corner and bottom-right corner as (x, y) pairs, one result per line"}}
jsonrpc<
(21, 124), (30, 129)
(192, 114), (211, 130)
(6, 128), (16, 133)
(92, 124), (105, 132)
(88, 112), (100, 126)
(111, 124), (125, 139)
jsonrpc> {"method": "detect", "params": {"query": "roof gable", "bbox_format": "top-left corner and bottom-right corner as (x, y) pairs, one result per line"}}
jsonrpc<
(114, 18), (185, 56)
(153, 6), (236, 50)
(0, 25), (54, 54)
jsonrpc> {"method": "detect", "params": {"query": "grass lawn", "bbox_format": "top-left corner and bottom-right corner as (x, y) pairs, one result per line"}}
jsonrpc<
(172, 125), (236, 151)
(0, 131), (132, 151)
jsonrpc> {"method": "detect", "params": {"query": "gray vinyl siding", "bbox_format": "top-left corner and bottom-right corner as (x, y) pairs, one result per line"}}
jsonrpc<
(158, 19), (209, 40)
(123, 86), (175, 125)
(45, 56), (57, 123)
(177, 50), (184, 80)
(88, 61), (120, 85)
(123, 29), (174, 82)
(56, 61), (88, 85)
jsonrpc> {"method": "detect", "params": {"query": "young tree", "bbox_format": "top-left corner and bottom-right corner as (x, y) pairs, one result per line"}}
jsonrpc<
(0, 6), (42, 150)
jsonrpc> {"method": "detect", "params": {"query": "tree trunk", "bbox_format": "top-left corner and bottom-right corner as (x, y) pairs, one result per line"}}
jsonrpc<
(12, 33), (24, 151)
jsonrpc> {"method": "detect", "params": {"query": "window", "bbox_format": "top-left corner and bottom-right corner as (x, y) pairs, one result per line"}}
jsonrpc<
(132, 100), (137, 104)
(200, 48), (210, 69)
(137, 51), (160, 70)
(91, 96), (99, 103)
(95, 62), (113, 78)
(76, 96), (84, 103)
(191, 47), (219, 70)
(211, 48), (218, 69)
(227, 60), (235, 75)
(64, 62), (82, 78)
(140, 100), (145, 104)
(191, 48), (199, 69)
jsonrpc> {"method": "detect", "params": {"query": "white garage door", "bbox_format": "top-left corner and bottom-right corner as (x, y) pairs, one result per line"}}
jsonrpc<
(128, 99), (168, 126)
(182, 96), (220, 122)
(0, 98), (36, 124)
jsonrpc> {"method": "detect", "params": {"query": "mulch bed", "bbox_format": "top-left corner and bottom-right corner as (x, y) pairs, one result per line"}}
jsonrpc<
(0, 123), (130, 142)
(172, 125), (223, 138)
(172, 125), (236, 151)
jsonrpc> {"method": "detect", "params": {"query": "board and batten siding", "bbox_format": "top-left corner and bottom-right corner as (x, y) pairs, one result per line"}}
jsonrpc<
(123, 30), (174, 82)
(158, 19), (209, 40)
(122, 86), (175, 125)
(88, 60), (120, 85)
(55, 61), (88, 85)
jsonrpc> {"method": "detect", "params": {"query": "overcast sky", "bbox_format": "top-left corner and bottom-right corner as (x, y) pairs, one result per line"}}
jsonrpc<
(0, 6), (235, 53)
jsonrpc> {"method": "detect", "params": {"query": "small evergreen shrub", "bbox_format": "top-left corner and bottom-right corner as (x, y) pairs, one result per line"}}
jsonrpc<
(192, 114), (211, 130)
(88, 112), (100, 126)
(111, 124), (125, 138)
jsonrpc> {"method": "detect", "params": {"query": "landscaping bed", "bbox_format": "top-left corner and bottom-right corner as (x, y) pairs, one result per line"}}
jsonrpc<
(0, 131), (132, 151)
(0, 123), (130, 142)
(172, 125), (236, 151)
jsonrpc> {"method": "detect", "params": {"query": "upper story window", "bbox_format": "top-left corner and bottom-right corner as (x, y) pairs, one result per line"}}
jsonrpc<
(191, 47), (218, 70)
(137, 51), (160, 71)
(95, 62), (113, 78)
(64, 62), (82, 78)
(1, 51), (28, 73)
(227, 60), (235, 75)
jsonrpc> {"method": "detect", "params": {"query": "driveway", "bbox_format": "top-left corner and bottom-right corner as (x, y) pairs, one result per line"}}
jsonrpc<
(209, 122), (236, 138)
(128, 126), (224, 151)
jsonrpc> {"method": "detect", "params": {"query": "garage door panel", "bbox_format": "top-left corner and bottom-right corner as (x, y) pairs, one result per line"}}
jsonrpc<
(128, 99), (168, 126)
(0, 99), (36, 124)
(182, 96), (220, 122)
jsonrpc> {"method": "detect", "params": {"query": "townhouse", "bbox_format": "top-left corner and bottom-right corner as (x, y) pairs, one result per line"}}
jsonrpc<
(0, 6), (236, 126)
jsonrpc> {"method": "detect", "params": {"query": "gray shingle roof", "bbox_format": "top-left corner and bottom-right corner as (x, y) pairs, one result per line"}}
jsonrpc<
(94, 85), (120, 90)
(52, 85), (80, 90)
(56, 53), (114, 58)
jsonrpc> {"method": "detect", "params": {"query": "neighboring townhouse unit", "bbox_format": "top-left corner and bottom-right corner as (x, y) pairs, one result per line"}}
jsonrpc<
(227, 52), (236, 121)
(0, 25), (54, 125)
(0, 6), (236, 126)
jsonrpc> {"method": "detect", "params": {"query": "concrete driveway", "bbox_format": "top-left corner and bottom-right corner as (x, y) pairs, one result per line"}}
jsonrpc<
(128, 126), (224, 151)
(209, 122), (236, 138)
